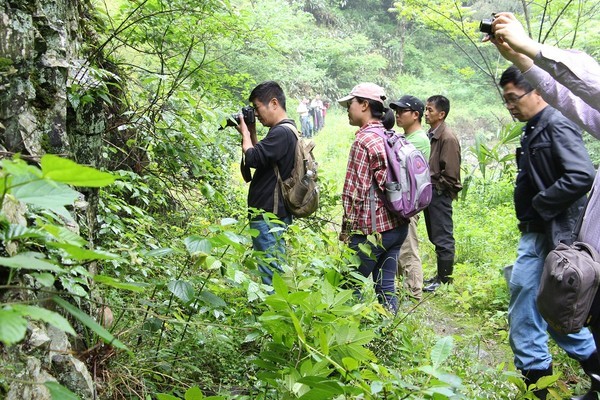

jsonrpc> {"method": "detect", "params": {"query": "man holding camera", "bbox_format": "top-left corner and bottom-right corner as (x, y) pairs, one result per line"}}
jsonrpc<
(483, 12), (600, 400)
(498, 64), (596, 400)
(236, 81), (298, 287)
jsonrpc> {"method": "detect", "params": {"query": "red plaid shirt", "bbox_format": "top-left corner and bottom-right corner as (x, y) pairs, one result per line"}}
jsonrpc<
(342, 122), (404, 235)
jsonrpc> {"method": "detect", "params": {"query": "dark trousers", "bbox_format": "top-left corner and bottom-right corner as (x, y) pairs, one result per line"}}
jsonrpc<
(423, 190), (455, 263)
(350, 225), (408, 313)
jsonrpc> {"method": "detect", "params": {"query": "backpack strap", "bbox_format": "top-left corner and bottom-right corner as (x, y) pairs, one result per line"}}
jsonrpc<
(370, 181), (378, 233)
(272, 123), (300, 212)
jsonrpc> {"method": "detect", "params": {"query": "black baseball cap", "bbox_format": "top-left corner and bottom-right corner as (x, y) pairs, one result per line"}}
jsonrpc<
(389, 95), (425, 118)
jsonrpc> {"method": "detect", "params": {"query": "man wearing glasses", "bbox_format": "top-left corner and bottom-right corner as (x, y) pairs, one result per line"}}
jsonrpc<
(500, 65), (596, 399)
(237, 81), (298, 288)
(390, 95), (430, 300)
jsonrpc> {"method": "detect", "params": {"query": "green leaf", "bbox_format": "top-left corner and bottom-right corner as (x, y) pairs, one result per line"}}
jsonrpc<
(430, 336), (454, 368)
(168, 280), (195, 304)
(11, 180), (79, 208)
(197, 290), (226, 308)
(271, 273), (288, 297)
(184, 236), (212, 255)
(41, 154), (116, 187)
(342, 357), (358, 371)
(44, 381), (81, 400)
(0, 253), (64, 272)
(94, 275), (147, 292)
(31, 272), (55, 287)
(41, 224), (87, 246)
(46, 242), (119, 261)
(1, 157), (43, 179)
(535, 374), (559, 389)
(370, 381), (383, 394)
(52, 296), (129, 351)
(507, 375), (527, 392)
(357, 243), (372, 257)
(144, 248), (175, 257)
(220, 218), (238, 226)
(12, 305), (76, 336)
(296, 377), (344, 395)
(0, 309), (27, 345)
(418, 365), (463, 387)
(422, 386), (457, 397)
(0, 224), (44, 241)
(185, 386), (204, 400)
(156, 394), (181, 400)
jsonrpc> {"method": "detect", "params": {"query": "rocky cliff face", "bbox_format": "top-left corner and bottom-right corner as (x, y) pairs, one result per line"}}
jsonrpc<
(0, 0), (109, 164)
(0, 0), (114, 398)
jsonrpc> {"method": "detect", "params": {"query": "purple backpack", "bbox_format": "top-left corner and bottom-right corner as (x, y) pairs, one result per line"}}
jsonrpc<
(371, 127), (432, 219)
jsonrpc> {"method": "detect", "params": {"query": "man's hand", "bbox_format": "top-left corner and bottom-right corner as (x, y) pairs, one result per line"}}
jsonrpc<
(482, 12), (535, 72)
(491, 12), (541, 59)
(339, 232), (349, 243)
(235, 113), (257, 152)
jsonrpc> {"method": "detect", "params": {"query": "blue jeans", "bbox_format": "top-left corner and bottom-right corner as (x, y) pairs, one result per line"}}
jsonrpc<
(250, 214), (292, 286)
(300, 116), (312, 138)
(350, 225), (408, 313)
(508, 232), (596, 370)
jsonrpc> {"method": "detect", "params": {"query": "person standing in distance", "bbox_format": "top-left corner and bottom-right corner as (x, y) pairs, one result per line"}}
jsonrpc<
(236, 81), (298, 288)
(422, 95), (462, 292)
(297, 98), (312, 138)
(337, 83), (409, 313)
(389, 95), (430, 300)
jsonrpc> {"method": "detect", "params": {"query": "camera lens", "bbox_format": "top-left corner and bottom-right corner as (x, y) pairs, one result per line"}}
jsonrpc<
(479, 18), (493, 35)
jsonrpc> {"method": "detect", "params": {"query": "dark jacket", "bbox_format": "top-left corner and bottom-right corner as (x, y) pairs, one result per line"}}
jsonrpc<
(517, 106), (595, 245)
(242, 119), (297, 219)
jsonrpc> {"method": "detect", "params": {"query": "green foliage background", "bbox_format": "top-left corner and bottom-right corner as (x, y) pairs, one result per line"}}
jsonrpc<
(1, 0), (599, 398)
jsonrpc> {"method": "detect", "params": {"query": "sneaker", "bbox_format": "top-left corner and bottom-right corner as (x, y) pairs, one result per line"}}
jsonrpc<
(424, 275), (438, 285)
(423, 279), (442, 292)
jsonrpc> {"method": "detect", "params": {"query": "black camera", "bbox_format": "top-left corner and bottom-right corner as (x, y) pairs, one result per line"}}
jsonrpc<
(479, 13), (496, 37)
(221, 106), (256, 129)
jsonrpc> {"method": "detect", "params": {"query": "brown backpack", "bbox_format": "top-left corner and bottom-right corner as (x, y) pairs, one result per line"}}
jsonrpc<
(273, 124), (319, 218)
(537, 241), (600, 334)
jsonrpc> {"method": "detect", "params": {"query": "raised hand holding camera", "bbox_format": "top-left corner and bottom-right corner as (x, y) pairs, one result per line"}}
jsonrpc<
(490, 12), (540, 58)
(479, 13), (496, 38)
(220, 105), (256, 130)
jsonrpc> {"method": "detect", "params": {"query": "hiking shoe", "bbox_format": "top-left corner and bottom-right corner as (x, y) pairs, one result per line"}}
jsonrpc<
(424, 275), (438, 285)
(423, 278), (442, 292)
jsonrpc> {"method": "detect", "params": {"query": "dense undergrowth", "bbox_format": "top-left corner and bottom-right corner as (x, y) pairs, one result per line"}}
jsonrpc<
(2, 111), (593, 400)
(84, 114), (531, 398)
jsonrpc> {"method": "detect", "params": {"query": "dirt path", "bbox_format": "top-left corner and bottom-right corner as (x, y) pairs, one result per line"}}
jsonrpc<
(402, 290), (514, 369)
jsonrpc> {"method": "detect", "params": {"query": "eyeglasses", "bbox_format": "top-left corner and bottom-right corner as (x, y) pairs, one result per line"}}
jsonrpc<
(395, 109), (413, 115)
(503, 90), (533, 106)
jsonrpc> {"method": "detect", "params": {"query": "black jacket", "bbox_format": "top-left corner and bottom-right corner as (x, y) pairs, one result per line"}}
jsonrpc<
(517, 106), (595, 245)
(242, 119), (297, 219)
